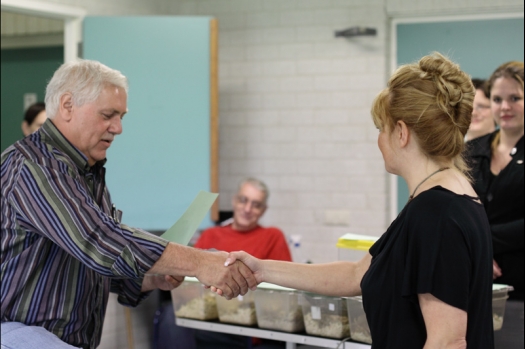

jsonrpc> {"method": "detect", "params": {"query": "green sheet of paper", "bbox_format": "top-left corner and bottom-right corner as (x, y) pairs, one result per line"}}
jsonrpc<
(161, 191), (218, 245)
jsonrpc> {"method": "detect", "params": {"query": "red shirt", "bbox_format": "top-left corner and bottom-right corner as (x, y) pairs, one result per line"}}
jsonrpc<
(194, 224), (292, 261)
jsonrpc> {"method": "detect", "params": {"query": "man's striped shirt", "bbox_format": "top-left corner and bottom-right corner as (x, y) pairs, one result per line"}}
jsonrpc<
(1, 119), (168, 348)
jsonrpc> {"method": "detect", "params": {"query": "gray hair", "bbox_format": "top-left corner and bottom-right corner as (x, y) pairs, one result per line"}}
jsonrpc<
(238, 177), (269, 204)
(45, 59), (128, 119)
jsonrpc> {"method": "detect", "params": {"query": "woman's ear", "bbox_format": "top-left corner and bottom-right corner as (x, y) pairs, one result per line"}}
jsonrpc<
(396, 120), (410, 148)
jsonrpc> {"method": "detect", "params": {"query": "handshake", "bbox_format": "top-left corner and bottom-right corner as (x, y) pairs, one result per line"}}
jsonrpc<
(194, 250), (263, 300)
(146, 241), (362, 300)
(144, 244), (265, 299)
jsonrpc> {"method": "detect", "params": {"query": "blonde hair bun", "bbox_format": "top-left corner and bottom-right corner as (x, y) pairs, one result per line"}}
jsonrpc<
(371, 52), (475, 175)
(419, 53), (472, 120)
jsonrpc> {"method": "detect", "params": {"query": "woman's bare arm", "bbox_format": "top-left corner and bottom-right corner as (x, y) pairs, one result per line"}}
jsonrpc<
(419, 293), (467, 349)
(223, 251), (372, 297)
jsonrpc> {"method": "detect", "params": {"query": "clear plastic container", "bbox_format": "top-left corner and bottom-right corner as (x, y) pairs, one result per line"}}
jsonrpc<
(346, 296), (372, 344)
(492, 284), (514, 331)
(300, 293), (350, 339)
(254, 283), (304, 332)
(216, 290), (257, 326)
(170, 277), (218, 320)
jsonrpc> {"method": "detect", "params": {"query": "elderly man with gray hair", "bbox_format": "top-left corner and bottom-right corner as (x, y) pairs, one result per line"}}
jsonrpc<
(195, 177), (291, 262)
(0, 59), (255, 349)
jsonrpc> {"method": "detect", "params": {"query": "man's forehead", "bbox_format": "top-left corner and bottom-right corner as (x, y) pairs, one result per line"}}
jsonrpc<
(238, 183), (266, 199)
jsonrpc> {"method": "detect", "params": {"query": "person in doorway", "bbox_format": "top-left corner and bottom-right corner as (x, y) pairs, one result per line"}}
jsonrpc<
(218, 53), (494, 349)
(466, 61), (524, 349)
(1, 59), (256, 349)
(465, 78), (497, 142)
(21, 101), (47, 136)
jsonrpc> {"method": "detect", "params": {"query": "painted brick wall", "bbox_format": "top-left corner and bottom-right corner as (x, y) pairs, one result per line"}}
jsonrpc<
(160, 0), (390, 266)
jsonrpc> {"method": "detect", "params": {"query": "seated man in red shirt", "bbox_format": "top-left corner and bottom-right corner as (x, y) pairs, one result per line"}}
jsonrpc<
(195, 177), (292, 262)
(156, 178), (291, 349)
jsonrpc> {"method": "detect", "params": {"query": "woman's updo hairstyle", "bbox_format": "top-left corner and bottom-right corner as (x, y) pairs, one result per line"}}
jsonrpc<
(371, 52), (475, 174)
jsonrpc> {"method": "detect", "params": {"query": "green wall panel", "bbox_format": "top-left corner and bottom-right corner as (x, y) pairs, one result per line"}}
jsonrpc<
(1, 47), (63, 152)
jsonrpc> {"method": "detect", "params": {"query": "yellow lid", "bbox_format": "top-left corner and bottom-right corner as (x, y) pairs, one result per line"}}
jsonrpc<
(336, 233), (378, 251)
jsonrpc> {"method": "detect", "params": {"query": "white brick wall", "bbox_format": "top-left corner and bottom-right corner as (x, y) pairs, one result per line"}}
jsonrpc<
(162, 1), (390, 266)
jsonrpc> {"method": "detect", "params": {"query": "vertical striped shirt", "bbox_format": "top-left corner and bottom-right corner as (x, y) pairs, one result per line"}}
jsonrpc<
(1, 119), (168, 348)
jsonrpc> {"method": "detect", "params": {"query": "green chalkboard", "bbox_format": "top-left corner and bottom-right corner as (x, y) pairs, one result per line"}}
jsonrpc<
(1, 47), (63, 152)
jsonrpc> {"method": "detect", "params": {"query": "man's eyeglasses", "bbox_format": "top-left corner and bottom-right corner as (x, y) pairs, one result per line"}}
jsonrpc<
(235, 195), (265, 210)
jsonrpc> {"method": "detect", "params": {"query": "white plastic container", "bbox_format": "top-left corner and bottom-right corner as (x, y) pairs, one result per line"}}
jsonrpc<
(492, 284), (514, 331)
(346, 296), (372, 344)
(300, 293), (350, 339)
(215, 290), (257, 326)
(254, 283), (304, 332)
(170, 277), (218, 320)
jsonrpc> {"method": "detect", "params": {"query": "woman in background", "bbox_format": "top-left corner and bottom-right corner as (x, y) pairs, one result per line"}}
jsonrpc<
(220, 53), (494, 349)
(466, 61), (524, 349)
(465, 78), (496, 142)
(21, 101), (47, 136)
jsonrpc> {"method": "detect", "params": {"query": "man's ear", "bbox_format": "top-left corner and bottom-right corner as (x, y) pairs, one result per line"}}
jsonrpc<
(58, 93), (74, 121)
(396, 120), (410, 148)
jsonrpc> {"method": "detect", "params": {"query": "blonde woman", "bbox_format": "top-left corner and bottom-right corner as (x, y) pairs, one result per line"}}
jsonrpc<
(220, 53), (494, 349)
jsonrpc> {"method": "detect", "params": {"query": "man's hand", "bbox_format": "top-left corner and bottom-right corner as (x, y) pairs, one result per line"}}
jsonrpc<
(210, 251), (263, 297)
(196, 251), (257, 299)
(141, 275), (185, 292)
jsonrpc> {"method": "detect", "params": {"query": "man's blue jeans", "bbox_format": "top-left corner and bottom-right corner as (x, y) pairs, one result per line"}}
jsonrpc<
(1, 322), (79, 349)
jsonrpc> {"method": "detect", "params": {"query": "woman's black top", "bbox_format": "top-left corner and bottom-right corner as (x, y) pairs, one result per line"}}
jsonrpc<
(466, 132), (524, 300)
(361, 186), (494, 349)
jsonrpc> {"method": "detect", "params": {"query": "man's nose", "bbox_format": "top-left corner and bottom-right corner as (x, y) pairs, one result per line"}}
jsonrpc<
(110, 117), (123, 135)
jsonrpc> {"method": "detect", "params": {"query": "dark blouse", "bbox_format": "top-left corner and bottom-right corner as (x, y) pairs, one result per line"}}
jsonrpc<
(361, 186), (494, 349)
(466, 132), (524, 300)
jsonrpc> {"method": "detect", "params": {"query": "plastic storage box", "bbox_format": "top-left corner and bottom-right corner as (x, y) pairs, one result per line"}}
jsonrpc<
(300, 293), (350, 339)
(346, 296), (372, 344)
(492, 284), (513, 331)
(254, 283), (304, 332)
(216, 290), (257, 326)
(170, 277), (218, 320)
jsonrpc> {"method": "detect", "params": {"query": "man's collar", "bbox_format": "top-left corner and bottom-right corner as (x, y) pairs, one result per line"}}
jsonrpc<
(39, 119), (107, 173)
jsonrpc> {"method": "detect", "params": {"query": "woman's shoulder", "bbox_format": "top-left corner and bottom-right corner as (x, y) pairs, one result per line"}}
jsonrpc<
(407, 186), (480, 218)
